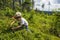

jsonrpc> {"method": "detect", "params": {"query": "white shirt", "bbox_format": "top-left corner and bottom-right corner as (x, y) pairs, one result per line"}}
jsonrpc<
(20, 17), (28, 26)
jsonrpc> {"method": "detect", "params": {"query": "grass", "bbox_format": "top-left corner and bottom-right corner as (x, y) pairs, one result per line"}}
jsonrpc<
(0, 10), (60, 40)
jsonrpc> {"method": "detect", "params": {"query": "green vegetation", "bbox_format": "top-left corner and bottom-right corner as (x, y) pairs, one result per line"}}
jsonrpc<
(0, 8), (60, 40)
(0, 0), (60, 40)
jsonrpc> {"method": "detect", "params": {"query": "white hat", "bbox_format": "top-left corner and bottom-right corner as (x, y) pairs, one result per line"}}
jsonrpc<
(15, 12), (21, 16)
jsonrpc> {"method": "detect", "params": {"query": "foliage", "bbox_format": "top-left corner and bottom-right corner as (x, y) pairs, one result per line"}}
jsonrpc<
(0, 9), (60, 40)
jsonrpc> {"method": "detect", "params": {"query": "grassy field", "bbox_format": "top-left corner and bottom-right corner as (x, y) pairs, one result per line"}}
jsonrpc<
(0, 9), (60, 40)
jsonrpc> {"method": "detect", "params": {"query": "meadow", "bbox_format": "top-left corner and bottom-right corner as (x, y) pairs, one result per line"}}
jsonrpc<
(0, 8), (60, 40)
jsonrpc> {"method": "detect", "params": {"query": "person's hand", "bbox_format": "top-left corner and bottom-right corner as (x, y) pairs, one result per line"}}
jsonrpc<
(12, 16), (15, 19)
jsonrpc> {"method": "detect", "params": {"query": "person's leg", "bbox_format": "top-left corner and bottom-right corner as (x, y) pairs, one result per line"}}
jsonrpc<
(25, 25), (28, 31)
(25, 25), (31, 32)
(25, 25), (32, 33)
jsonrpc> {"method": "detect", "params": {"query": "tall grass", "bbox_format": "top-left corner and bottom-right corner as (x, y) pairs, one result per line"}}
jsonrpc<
(0, 9), (60, 40)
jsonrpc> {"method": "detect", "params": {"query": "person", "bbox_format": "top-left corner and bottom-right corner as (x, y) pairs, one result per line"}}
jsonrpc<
(10, 12), (28, 31)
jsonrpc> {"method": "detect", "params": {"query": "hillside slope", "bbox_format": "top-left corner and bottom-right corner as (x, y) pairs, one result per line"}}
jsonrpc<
(0, 10), (60, 40)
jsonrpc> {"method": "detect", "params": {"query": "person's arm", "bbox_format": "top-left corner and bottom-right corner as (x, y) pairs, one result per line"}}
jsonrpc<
(18, 23), (23, 27)
(10, 16), (16, 26)
(11, 23), (23, 30)
(18, 20), (24, 27)
(10, 21), (15, 26)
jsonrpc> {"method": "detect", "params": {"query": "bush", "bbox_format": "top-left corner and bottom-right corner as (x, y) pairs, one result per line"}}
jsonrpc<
(0, 10), (60, 40)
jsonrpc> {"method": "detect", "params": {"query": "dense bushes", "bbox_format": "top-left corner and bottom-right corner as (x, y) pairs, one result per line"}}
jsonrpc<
(0, 7), (15, 17)
(0, 9), (60, 40)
